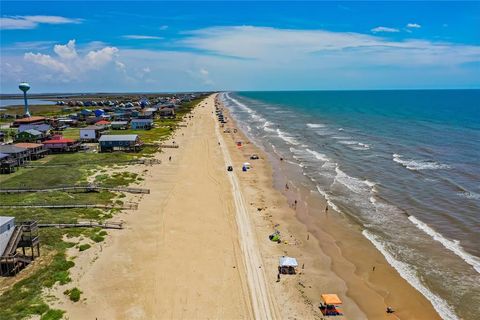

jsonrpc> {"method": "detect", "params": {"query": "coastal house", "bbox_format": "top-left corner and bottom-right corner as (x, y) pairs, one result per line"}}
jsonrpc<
(13, 143), (48, 160)
(98, 134), (143, 152)
(130, 119), (153, 130)
(110, 121), (129, 130)
(95, 120), (111, 127)
(0, 132), (5, 143)
(159, 108), (175, 119)
(18, 124), (51, 135)
(0, 145), (29, 166)
(0, 153), (16, 174)
(79, 125), (105, 142)
(15, 129), (44, 143)
(0, 217), (15, 256)
(12, 116), (46, 128)
(42, 136), (81, 153)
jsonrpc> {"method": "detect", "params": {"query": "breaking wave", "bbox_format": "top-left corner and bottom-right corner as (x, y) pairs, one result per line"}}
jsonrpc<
(362, 230), (459, 320)
(408, 216), (480, 274)
(393, 154), (450, 171)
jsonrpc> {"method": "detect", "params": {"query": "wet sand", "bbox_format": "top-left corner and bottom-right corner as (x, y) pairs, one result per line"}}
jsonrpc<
(219, 97), (442, 320)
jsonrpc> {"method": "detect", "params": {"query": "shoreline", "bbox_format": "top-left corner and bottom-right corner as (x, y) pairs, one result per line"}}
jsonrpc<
(40, 93), (441, 319)
(218, 95), (442, 319)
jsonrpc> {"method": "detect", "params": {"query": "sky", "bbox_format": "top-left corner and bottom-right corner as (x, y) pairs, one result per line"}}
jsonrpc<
(1, 1), (479, 93)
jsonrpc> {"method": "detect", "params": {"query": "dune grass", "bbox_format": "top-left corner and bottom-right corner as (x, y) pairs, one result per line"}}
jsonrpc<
(0, 97), (202, 319)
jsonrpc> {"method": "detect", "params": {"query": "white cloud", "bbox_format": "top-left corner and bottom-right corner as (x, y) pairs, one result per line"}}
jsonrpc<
(23, 40), (120, 81)
(122, 35), (163, 40)
(179, 26), (480, 66)
(3, 26), (480, 92)
(85, 47), (119, 69)
(54, 40), (78, 59)
(371, 26), (400, 33)
(407, 23), (422, 28)
(0, 15), (82, 30)
(24, 52), (70, 74)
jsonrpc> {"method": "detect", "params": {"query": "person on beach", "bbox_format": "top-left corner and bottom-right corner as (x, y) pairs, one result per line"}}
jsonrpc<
(294, 200), (297, 209)
(277, 273), (280, 282)
(285, 183), (289, 190)
(325, 205), (328, 213)
(169, 156), (172, 161)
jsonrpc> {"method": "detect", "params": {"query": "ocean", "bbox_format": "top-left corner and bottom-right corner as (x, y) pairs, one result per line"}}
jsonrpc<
(221, 90), (480, 320)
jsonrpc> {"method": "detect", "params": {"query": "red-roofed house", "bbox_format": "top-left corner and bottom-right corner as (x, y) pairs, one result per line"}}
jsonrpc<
(42, 136), (81, 153)
(95, 120), (110, 126)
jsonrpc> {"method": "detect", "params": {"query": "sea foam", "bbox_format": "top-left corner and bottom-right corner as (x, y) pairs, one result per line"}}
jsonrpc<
(306, 123), (326, 128)
(362, 230), (460, 320)
(276, 128), (299, 145)
(408, 216), (480, 274)
(393, 154), (450, 171)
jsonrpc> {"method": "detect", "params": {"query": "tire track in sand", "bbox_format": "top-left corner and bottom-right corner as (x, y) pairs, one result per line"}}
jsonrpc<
(211, 96), (279, 319)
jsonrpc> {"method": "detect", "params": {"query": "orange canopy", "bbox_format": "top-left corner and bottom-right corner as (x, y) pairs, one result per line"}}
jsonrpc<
(321, 294), (342, 305)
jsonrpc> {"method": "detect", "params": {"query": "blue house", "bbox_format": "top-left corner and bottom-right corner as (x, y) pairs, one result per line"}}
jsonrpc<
(130, 119), (153, 130)
(98, 134), (143, 152)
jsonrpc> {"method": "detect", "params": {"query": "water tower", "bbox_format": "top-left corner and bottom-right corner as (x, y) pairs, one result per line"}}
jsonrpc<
(19, 82), (31, 117)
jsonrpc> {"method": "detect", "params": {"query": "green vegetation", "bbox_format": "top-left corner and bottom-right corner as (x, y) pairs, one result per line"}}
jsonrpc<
(0, 96), (203, 319)
(94, 172), (139, 186)
(40, 309), (65, 320)
(78, 243), (91, 251)
(64, 287), (82, 302)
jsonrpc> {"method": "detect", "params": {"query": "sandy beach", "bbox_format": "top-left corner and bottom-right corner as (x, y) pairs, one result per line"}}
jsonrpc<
(48, 94), (441, 319)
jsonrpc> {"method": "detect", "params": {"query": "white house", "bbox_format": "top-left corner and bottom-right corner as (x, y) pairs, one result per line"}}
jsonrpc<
(0, 216), (15, 256)
(79, 125), (105, 142)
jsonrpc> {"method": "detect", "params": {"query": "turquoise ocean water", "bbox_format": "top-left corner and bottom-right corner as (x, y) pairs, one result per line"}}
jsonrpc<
(221, 90), (480, 320)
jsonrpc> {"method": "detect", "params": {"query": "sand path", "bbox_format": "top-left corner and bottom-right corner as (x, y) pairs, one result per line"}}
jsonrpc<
(214, 100), (279, 320)
(54, 95), (253, 319)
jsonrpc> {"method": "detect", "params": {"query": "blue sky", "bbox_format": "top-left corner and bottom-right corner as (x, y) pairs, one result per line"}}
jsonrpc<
(1, 1), (479, 93)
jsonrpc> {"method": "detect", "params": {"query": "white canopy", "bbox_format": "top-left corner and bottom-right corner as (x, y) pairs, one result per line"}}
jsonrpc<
(279, 256), (298, 267)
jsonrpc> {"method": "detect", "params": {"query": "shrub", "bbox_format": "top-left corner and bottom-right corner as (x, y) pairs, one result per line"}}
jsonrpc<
(78, 244), (91, 252)
(64, 287), (82, 302)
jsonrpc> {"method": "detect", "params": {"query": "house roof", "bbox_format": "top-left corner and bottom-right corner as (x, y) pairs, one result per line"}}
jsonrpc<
(99, 134), (138, 142)
(131, 118), (153, 123)
(23, 129), (43, 136)
(0, 145), (28, 154)
(95, 120), (110, 125)
(18, 124), (51, 133)
(14, 143), (44, 149)
(0, 153), (10, 159)
(43, 138), (75, 144)
(111, 121), (128, 125)
(14, 116), (46, 124)
(0, 216), (15, 226)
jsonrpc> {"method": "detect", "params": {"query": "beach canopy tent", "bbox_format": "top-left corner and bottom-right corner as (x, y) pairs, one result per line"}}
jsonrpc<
(320, 294), (343, 316)
(243, 162), (251, 168)
(321, 294), (342, 305)
(279, 256), (298, 274)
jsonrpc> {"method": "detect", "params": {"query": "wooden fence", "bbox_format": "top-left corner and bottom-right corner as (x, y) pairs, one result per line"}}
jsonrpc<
(0, 203), (138, 210)
(159, 144), (179, 148)
(24, 158), (161, 168)
(0, 185), (150, 194)
(38, 221), (123, 229)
